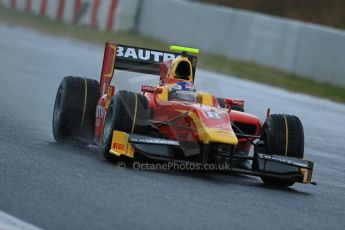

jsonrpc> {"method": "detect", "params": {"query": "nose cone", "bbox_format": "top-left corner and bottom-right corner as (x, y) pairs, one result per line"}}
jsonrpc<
(200, 127), (238, 146)
(186, 107), (238, 146)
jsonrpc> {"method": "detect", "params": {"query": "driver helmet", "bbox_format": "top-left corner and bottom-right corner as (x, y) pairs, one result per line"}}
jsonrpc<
(168, 82), (197, 102)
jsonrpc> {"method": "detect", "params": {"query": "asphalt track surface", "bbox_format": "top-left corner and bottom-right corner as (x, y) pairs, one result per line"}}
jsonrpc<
(0, 23), (345, 230)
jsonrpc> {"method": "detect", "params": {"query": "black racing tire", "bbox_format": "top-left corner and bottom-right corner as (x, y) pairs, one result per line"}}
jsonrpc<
(101, 90), (149, 161)
(52, 76), (99, 143)
(216, 97), (244, 112)
(260, 114), (304, 187)
(261, 114), (304, 158)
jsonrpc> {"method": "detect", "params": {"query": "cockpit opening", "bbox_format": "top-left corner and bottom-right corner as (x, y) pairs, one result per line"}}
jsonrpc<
(175, 61), (191, 80)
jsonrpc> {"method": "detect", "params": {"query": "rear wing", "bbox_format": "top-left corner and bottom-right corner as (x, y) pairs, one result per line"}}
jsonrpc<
(99, 42), (198, 96)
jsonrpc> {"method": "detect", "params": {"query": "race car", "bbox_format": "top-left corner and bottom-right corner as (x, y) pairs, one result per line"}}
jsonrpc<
(52, 42), (315, 187)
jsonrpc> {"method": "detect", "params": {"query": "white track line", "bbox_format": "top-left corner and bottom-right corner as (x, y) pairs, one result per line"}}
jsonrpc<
(0, 210), (42, 230)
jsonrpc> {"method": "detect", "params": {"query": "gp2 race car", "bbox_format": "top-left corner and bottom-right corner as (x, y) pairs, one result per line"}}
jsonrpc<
(52, 42), (315, 187)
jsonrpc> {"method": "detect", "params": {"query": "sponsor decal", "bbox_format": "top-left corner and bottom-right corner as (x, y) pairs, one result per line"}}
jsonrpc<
(130, 137), (178, 145)
(116, 46), (182, 63)
(216, 130), (232, 136)
(113, 143), (125, 151)
(96, 105), (106, 118)
(261, 154), (309, 168)
(206, 111), (222, 119)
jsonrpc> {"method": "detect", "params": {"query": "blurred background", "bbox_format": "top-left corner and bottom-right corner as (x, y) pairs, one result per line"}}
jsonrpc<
(205, 0), (345, 29)
(1, 0), (344, 103)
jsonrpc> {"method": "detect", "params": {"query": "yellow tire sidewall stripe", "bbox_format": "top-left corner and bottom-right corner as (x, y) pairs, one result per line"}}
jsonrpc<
(80, 79), (88, 132)
(284, 115), (289, 156)
(131, 94), (138, 134)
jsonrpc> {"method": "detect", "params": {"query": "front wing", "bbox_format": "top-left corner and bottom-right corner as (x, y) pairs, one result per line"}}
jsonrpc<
(109, 131), (314, 185)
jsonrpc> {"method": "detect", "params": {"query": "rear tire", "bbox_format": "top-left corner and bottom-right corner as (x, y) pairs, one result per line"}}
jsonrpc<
(52, 76), (99, 144)
(260, 114), (304, 187)
(101, 90), (149, 161)
(216, 97), (244, 112)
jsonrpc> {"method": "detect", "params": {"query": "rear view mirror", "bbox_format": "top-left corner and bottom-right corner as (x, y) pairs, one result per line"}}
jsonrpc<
(141, 85), (163, 94)
(224, 98), (245, 110)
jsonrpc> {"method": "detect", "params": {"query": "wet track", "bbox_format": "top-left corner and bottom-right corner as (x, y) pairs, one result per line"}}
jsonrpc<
(0, 23), (345, 230)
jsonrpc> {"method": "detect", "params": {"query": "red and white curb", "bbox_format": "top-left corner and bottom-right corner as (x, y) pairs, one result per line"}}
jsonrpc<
(0, 210), (42, 230)
(0, 0), (140, 31)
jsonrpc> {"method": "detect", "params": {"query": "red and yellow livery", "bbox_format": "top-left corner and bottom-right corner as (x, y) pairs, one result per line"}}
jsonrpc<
(52, 42), (315, 187)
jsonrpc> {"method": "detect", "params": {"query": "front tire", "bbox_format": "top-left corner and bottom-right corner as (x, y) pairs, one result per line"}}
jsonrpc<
(259, 114), (304, 187)
(101, 90), (149, 161)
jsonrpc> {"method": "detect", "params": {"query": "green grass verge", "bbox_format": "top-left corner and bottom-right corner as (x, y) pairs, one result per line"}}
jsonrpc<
(1, 7), (344, 103)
